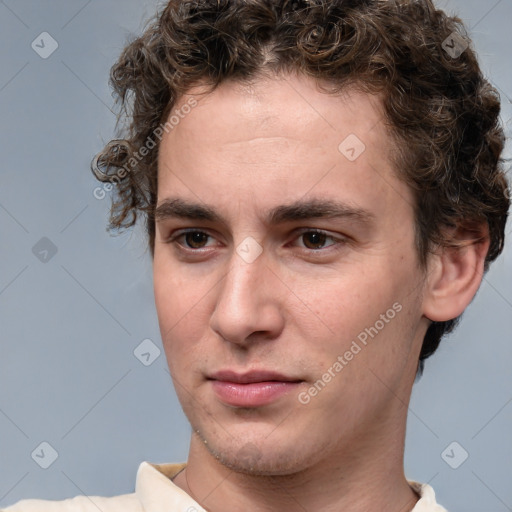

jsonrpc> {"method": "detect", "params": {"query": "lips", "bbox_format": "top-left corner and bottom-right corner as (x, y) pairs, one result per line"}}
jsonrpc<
(209, 370), (301, 384)
(208, 370), (303, 407)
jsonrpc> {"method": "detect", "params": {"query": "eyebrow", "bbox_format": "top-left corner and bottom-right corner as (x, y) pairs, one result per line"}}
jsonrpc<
(154, 197), (374, 226)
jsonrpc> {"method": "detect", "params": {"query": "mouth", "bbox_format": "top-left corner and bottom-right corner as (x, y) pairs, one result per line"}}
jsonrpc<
(207, 370), (303, 408)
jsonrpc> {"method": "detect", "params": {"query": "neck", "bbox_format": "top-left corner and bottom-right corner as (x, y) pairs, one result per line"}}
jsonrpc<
(173, 406), (419, 512)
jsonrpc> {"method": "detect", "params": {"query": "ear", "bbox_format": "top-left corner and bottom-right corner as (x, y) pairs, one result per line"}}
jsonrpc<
(422, 223), (490, 322)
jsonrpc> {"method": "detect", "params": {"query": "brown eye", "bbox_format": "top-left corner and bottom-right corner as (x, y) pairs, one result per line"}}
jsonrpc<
(183, 231), (210, 248)
(300, 231), (332, 250)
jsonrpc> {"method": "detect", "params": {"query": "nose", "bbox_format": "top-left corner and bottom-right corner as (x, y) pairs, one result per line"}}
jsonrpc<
(209, 243), (285, 347)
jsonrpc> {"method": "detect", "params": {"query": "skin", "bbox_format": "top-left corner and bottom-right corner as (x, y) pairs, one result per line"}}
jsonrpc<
(152, 72), (489, 511)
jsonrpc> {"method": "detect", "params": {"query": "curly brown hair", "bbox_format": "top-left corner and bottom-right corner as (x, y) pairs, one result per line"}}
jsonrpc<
(92, 0), (510, 369)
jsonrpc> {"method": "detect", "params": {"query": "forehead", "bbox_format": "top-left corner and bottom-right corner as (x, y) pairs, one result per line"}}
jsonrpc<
(156, 73), (412, 227)
(167, 74), (389, 154)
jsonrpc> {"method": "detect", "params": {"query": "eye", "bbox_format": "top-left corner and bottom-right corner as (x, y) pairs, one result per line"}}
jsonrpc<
(167, 230), (215, 249)
(292, 229), (343, 251)
(165, 228), (346, 254)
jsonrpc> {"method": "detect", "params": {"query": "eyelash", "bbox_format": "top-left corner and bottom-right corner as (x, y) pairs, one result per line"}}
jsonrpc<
(165, 228), (346, 255)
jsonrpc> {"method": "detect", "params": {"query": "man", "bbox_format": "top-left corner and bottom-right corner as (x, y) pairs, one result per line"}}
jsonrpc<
(4, 0), (509, 511)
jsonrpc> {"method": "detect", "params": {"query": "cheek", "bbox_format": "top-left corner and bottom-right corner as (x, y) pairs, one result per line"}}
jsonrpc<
(291, 268), (394, 339)
(153, 269), (181, 335)
(153, 251), (208, 320)
(292, 256), (420, 370)
(153, 258), (208, 361)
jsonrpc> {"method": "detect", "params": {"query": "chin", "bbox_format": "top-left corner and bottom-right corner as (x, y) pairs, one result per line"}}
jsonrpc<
(195, 427), (321, 477)
(217, 450), (305, 476)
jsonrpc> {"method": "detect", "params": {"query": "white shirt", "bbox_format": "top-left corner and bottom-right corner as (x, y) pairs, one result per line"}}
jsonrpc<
(2, 462), (448, 511)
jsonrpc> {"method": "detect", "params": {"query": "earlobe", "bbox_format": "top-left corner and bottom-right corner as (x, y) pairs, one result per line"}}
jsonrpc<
(422, 226), (490, 323)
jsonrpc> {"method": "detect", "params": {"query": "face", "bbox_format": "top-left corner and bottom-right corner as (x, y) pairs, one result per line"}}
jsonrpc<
(153, 73), (430, 475)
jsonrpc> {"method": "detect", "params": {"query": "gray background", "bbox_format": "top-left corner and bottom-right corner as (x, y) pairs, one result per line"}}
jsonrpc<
(0, 1), (510, 510)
